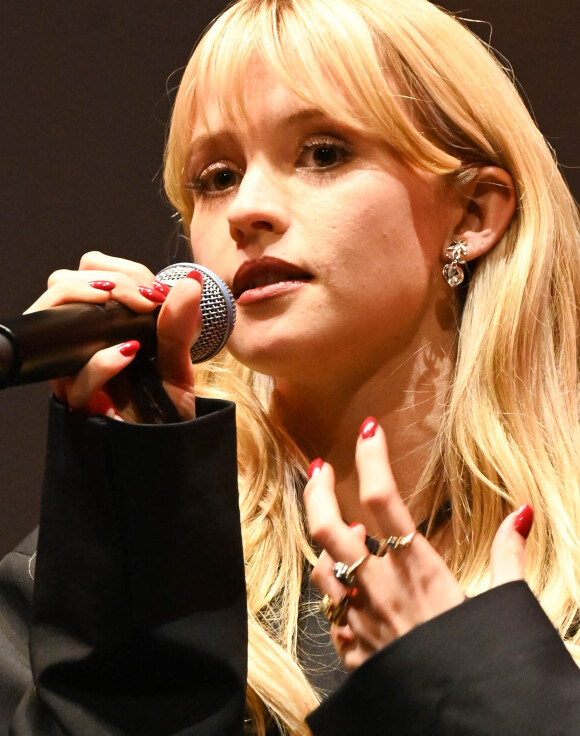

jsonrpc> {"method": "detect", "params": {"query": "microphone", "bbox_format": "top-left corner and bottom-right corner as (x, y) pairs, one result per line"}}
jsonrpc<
(0, 263), (236, 389)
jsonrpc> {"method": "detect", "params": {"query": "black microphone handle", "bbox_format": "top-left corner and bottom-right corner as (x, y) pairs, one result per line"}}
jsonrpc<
(0, 301), (158, 388)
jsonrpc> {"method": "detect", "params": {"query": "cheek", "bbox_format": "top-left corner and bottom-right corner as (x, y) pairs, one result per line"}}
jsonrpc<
(320, 191), (444, 341)
(188, 218), (229, 276)
(331, 192), (437, 288)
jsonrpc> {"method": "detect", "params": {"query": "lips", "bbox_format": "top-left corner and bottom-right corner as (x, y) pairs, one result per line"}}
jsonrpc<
(232, 256), (312, 299)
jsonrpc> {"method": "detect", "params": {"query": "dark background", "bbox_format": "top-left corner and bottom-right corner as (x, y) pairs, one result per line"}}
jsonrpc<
(0, 1), (578, 557)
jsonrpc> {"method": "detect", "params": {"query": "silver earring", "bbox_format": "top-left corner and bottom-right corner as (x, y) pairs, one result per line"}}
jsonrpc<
(443, 239), (468, 287)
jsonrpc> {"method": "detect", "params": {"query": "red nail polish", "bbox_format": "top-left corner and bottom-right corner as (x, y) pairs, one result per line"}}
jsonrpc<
(360, 416), (378, 439)
(153, 280), (170, 295)
(139, 286), (166, 303)
(514, 504), (533, 539)
(187, 269), (204, 285)
(89, 280), (115, 291)
(119, 340), (141, 358)
(308, 458), (324, 480)
(349, 522), (361, 528)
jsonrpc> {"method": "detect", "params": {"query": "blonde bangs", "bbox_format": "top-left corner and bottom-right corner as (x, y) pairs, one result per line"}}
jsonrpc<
(165, 0), (553, 237)
(164, 0), (488, 227)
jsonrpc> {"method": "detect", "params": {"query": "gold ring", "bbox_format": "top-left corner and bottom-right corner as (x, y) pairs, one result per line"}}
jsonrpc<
(329, 593), (350, 625)
(318, 593), (334, 619)
(376, 531), (417, 557)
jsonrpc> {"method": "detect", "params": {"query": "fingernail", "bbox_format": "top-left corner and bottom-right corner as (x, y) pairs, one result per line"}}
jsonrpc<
(187, 269), (204, 285)
(89, 280), (116, 291)
(119, 340), (141, 358)
(349, 522), (361, 529)
(514, 503), (533, 539)
(308, 458), (324, 480)
(138, 285), (166, 303)
(153, 280), (170, 295)
(360, 416), (378, 439)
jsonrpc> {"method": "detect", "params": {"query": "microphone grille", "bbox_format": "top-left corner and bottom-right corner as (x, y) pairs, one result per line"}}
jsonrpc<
(155, 262), (236, 363)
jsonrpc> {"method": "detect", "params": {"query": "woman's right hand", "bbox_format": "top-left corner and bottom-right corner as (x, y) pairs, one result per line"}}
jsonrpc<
(25, 251), (203, 421)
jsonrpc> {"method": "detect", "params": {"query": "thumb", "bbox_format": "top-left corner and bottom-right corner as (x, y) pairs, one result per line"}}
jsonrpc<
(490, 504), (533, 588)
(156, 272), (203, 384)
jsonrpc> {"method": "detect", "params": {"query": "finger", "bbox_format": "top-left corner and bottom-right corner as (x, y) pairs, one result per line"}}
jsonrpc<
(85, 390), (121, 419)
(156, 273), (203, 386)
(490, 504), (533, 587)
(47, 267), (167, 313)
(78, 251), (154, 283)
(356, 417), (416, 538)
(331, 628), (368, 673)
(311, 549), (349, 604)
(25, 279), (115, 313)
(311, 523), (367, 595)
(304, 461), (369, 568)
(62, 340), (141, 411)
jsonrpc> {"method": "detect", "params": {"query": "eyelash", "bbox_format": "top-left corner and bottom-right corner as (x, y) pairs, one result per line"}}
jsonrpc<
(186, 135), (353, 197)
(186, 163), (242, 196)
(297, 136), (353, 170)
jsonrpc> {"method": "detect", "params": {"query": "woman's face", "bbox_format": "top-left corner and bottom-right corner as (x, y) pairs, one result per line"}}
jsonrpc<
(185, 60), (462, 385)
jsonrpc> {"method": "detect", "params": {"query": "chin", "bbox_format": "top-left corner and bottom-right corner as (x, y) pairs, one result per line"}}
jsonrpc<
(227, 334), (309, 380)
(228, 344), (285, 377)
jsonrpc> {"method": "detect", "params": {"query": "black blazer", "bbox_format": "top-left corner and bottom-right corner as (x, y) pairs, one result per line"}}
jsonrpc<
(0, 397), (579, 734)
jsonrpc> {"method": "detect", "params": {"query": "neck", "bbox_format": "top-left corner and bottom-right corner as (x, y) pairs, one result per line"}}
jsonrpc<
(274, 336), (456, 537)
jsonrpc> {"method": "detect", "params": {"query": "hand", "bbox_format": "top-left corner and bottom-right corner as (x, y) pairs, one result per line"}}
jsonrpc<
(25, 251), (202, 421)
(304, 418), (531, 671)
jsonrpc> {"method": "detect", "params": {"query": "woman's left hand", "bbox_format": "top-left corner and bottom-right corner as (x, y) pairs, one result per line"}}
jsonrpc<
(304, 418), (531, 671)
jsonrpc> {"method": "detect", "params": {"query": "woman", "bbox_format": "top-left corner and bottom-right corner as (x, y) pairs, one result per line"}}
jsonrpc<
(3, 0), (580, 733)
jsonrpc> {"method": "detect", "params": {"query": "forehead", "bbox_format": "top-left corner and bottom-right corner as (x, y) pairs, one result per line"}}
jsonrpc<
(196, 67), (350, 146)
(187, 53), (370, 143)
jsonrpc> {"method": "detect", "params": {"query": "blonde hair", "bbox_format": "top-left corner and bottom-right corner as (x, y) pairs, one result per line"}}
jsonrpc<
(164, 1), (580, 733)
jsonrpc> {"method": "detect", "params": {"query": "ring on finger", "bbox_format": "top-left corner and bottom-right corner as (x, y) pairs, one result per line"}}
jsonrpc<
(329, 593), (351, 625)
(319, 594), (334, 618)
(376, 530), (417, 557)
(332, 553), (370, 588)
(318, 591), (353, 625)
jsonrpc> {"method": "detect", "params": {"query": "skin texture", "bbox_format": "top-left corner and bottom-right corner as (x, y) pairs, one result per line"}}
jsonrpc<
(27, 58), (524, 670)
(187, 60), (462, 386)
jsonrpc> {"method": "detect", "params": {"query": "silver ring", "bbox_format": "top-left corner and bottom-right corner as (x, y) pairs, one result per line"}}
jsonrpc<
(332, 553), (370, 587)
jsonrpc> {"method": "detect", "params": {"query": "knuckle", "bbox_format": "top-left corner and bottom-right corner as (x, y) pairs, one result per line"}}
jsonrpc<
(309, 520), (333, 550)
(361, 481), (394, 510)
(47, 268), (72, 287)
(79, 250), (104, 269)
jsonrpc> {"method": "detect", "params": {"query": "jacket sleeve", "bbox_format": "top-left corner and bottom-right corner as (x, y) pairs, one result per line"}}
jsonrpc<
(10, 395), (247, 736)
(307, 581), (580, 735)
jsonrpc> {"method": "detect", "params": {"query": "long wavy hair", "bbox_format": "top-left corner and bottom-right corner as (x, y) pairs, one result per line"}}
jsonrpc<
(164, 1), (580, 733)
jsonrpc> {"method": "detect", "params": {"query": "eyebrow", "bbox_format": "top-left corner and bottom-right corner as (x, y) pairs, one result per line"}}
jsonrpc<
(186, 107), (334, 161)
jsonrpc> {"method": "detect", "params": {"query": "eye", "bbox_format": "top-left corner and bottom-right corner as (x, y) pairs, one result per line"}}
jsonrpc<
(298, 136), (352, 170)
(187, 161), (243, 196)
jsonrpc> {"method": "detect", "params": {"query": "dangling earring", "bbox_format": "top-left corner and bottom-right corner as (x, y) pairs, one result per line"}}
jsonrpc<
(443, 239), (468, 287)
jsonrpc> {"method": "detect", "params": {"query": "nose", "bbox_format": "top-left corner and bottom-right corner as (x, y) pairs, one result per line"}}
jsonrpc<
(227, 165), (290, 246)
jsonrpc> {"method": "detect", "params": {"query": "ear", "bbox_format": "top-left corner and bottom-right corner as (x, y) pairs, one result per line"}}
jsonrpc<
(450, 166), (516, 262)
